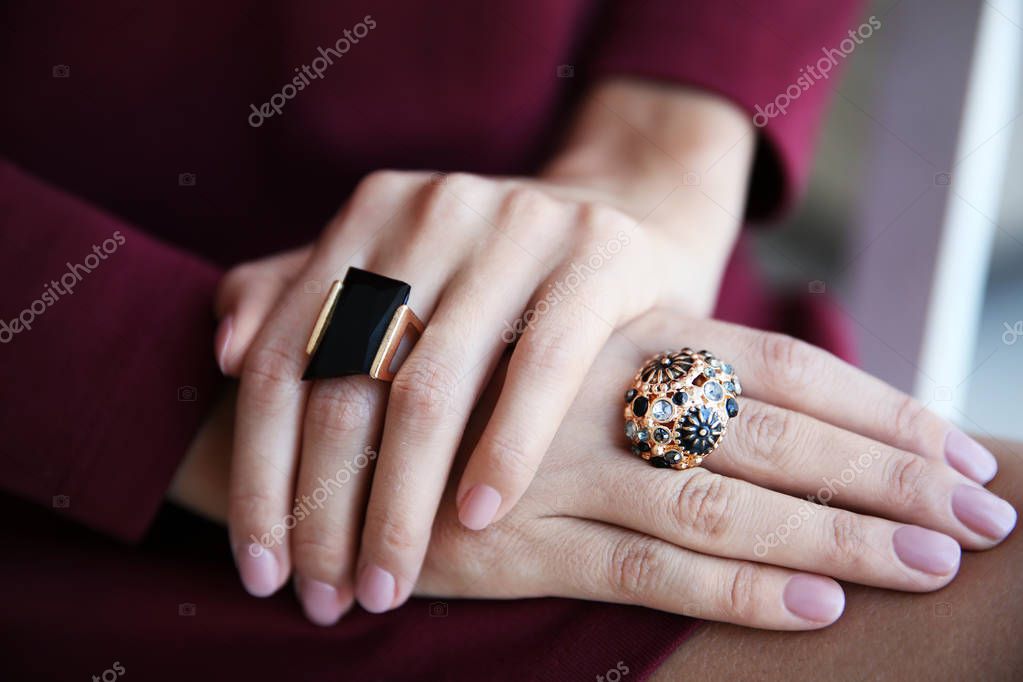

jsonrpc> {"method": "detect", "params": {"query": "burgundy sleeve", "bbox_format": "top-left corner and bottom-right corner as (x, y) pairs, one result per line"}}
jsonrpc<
(0, 159), (223, 542)
(587, 0), (867, 220)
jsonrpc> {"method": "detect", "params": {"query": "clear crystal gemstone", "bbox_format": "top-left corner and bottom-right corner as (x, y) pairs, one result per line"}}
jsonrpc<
(722, 363), (734, 375)
(703, 381), (723, 401)
(637, 429), (650, 442)
(651, 399), (674, 421)
(733, 376), (742, 395)
(625, 421), (637, 440)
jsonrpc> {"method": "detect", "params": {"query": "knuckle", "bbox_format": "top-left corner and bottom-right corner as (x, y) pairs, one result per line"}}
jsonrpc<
(608, 536), (663, 601)
(723, 562), (762, 621)
(242, 342), (302, 406)
(229, 489), (281, 533)
(482, 431), (537, 480)
(672, 472), (732, 541)
(499, 186), (560, 239)
(825, 512), (869, 569)
(372, 516), (420, 556)
(881, 452), (929, 509)
(758, 333), (816, 392)
(292, 533), (348, 580)
(577, 201), (632, 236)
(518, 324), (581, 376)
(390, 353), (462, 419)
(305, 380), (376, 440)
(734, 404), (794, 465)
(891, 393), (927, 445)
(355, 169), (409, 200)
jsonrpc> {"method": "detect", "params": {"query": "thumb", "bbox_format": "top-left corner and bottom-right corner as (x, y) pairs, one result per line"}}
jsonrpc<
(214, 246), (312, 377)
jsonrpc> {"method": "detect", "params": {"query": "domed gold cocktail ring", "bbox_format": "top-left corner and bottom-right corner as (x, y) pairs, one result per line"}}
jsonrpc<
(623, 348), (741, 470)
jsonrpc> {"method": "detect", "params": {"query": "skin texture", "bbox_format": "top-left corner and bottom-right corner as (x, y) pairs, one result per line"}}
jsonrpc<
(650, 436), (1023, 681)
(171, 313), (1017, 633)
(214, 78), (758, 618)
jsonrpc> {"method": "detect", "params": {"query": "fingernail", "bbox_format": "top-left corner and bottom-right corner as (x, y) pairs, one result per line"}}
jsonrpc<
(295, 576), (349, 627)
(892, 525), (960, 575)
(215, 315), (234, 375)
(236, 543), (280, 597)
(783, 574), (845, 623)
(945, 428), (997, 483)
(458, 484), (502, 531)
(356, 564), (395, 613)
(952, 484), (1017, 541)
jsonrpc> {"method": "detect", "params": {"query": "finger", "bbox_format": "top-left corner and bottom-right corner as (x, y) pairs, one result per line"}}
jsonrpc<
(540, 518), (845, 629)
(354, 183), (559, 612)
(630, 316), (997, 483)
(292, 376), (386, 626)
(704, 399), (1017, 549)
(576, 454), (961, 591)
(457, 231), (634, 530)
(214, 247), (312, 376)
(229, 173), (421, 597)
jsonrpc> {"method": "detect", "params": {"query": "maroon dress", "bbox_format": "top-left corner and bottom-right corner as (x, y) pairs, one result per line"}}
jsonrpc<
(1, 2), (860, 679)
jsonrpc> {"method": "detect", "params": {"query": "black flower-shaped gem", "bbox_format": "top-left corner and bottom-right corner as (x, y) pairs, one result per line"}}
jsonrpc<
(676, 406), (723, 455)
(640, 351), (693, 384)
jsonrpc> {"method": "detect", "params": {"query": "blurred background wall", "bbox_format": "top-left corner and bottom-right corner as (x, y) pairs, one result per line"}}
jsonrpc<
(752, 0), (1023, 440)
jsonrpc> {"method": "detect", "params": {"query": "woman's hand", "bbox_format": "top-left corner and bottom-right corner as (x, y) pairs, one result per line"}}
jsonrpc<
(213, 79), (758, 618)
(176, 312), (1016, 629)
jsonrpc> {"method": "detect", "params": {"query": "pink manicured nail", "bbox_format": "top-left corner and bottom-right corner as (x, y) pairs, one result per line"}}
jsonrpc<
(458, 484), (502, 531)
(296, 576), (349, 627)
(945, 428), (997, 483)
(215, 315), (234, 375)
(236, 543), (280, 597)
(951, 484), (1017, 540)
(783, 574), (844, 623)
(356, 564), (395, 613)
(892, 526), (960, 575)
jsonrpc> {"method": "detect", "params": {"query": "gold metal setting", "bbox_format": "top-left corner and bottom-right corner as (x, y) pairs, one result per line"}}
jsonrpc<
(305, 280), (343, 356)
(623, 348), (741, 470)
(369, 304), (425, 381)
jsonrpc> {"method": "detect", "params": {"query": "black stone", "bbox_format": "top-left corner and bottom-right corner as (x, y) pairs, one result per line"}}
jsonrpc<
(649, 456), (670, 468)
(726, 397), (739, 418)
(672, 391), (689, 405)
(664, 450), (683, 466)
(632, 395), (649, 417)
(624, 388), (637, 404)
(636, 441), (651, 453)
(303, 267), (411, 380)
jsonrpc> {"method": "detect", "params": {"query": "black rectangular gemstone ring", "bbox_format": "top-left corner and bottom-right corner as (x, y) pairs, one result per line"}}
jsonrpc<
(302, 267), (424, 382)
